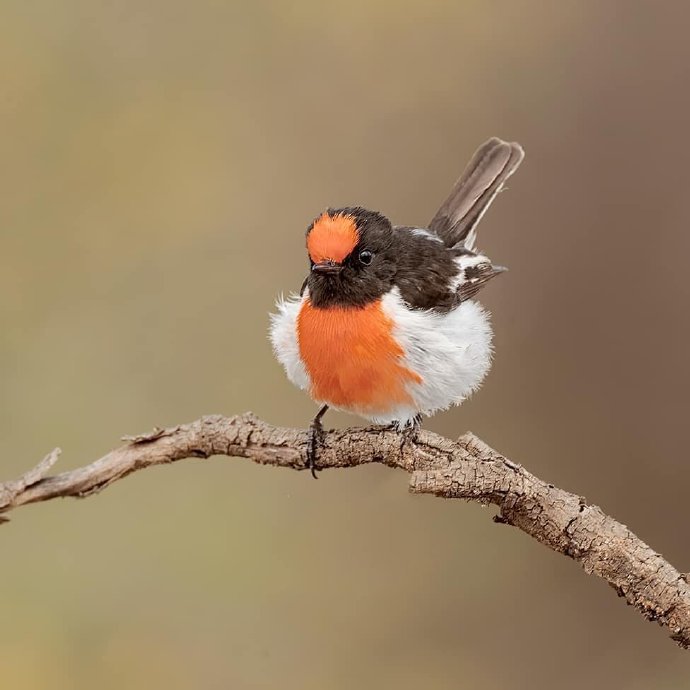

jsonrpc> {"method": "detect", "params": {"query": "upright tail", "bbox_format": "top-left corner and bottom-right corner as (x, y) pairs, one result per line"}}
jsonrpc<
(429, 138), (524, 251)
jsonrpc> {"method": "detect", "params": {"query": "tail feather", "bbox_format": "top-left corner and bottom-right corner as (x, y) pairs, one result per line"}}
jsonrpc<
(429, 138), (524, 250)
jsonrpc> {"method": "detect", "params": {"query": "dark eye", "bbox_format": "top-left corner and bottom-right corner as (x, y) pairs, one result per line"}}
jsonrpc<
(358, 249), (374, 265)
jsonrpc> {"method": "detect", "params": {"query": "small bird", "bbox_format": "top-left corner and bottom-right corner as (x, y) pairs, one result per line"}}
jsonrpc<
(270, 137), (524, 476)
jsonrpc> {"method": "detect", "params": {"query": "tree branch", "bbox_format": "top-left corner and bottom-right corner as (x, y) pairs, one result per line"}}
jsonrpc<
(1, 413), (688, 649)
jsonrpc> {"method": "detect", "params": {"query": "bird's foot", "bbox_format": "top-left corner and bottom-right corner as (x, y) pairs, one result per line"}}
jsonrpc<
(306, 423), (324, 479)
(306, 404), (329, 479)
(394, 414), (422, 452)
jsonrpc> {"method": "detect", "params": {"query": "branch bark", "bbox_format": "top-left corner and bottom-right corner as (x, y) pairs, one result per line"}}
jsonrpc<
(1, 413), (688, 649)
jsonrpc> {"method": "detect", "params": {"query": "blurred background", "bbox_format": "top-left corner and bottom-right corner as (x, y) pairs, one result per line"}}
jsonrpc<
(1, 1), (689, 687)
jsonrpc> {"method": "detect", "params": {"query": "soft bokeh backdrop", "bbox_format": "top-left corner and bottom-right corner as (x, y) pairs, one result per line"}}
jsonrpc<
(2, 1), (689, 687)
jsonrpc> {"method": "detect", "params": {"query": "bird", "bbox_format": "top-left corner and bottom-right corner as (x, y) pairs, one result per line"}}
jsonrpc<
(270, 137), (524, 477)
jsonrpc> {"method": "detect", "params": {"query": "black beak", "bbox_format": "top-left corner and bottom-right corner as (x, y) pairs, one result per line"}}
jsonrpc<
(312, 261), (343, 275)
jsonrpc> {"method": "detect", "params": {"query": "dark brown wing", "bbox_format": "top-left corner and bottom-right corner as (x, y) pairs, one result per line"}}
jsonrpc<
(429, 138), (524, 250)
(456, 263), (507, 302)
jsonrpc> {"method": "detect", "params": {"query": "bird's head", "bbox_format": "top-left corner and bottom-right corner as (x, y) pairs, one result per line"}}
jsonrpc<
(305, 207), (396, 308)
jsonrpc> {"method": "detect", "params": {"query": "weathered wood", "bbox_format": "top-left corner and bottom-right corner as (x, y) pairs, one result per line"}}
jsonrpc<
(1, 413), (688, 649)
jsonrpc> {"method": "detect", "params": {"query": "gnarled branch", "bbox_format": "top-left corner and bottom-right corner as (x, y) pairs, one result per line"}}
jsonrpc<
(1, 413), (688, 649)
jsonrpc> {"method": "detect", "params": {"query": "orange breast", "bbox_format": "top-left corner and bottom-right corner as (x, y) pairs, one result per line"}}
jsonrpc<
(297, 298), (422, 414)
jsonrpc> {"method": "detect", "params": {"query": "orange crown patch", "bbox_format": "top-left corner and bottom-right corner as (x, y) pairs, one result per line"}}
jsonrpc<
(307, 212), (359, 264)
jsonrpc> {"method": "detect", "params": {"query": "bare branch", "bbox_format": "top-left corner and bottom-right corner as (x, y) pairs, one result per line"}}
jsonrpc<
(1, 413), (688, 649)
(0, 448), (61, 523)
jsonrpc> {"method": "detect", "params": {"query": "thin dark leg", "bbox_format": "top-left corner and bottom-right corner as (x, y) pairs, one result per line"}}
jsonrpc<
(307, 404), (329, 479)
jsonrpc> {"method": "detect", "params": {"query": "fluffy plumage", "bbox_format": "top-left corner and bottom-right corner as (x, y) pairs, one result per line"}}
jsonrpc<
(269, 137), (524, 428)
(270, 287), (492, 425)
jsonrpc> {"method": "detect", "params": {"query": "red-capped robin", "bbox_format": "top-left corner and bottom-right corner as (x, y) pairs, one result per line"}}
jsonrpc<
(270, 137), (524, 476)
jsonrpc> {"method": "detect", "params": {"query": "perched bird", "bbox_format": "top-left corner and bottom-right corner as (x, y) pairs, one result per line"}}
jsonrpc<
(270, 137), (524, 476)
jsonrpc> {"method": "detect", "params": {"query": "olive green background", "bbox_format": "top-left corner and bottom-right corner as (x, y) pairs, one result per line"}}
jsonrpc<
(2, 1), (689, 688)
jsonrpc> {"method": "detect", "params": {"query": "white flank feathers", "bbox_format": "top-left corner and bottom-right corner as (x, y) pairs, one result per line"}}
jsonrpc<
(269, 293), (310, 391)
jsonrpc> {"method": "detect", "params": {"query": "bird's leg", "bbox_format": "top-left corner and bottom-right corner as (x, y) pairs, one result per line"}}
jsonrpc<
(306, 404), (329, 479)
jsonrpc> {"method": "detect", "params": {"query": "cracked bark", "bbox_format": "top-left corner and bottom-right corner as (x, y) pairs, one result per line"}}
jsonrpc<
(1, 413), (688, 649)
